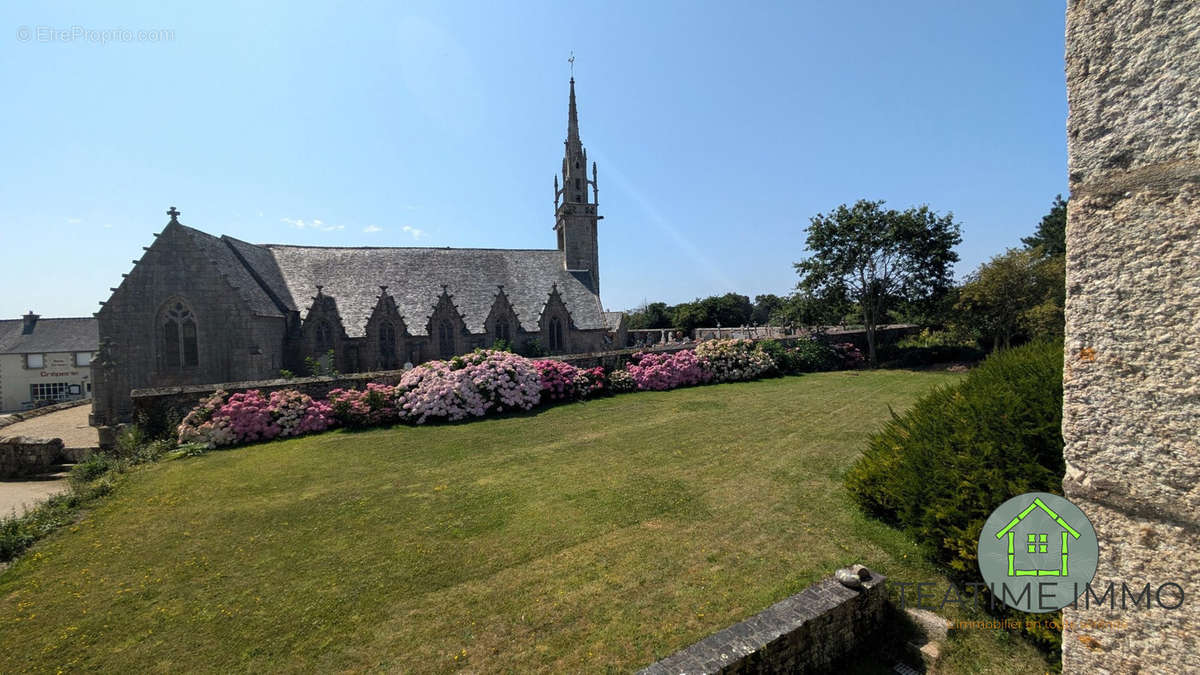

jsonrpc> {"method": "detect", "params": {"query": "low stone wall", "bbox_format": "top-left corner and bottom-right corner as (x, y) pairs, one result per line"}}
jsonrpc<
(0, 436), (67, 479)
(128, 369), (411, 438)
(639, 566), (887, 674)
(810, 324), (919, 351)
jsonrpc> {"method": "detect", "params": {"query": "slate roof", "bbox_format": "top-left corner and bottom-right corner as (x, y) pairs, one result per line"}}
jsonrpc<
(603, 311), (626, 332)
(259, 245), (605, 337)
(177, 226), (285, 318)
(169, 223), (604, 338)
(0, 317), (98, 354)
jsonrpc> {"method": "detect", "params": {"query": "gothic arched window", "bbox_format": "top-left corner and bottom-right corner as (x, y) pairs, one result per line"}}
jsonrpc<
(549, 316), (564, 352)
(161, 300), (199, 370)
(494, 319), (510, 342)
(379, 322), (397, 368)
(315, 321), (334, 353)
(438, 319), (455, 359)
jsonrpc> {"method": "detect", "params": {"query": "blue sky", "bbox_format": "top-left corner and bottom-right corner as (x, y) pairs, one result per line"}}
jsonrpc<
(0, 1), (1067, 318)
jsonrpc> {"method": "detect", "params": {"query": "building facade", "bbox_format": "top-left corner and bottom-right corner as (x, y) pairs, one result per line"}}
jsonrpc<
(93, 77), (619, 425)
(0, 313), (98, 413)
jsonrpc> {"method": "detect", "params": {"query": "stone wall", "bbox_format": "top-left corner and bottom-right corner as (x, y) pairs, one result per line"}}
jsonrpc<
(1062, 1), (1200, 671)
(638, 567), (887, 674)
(0, 436), (67, 478)
(128, 369), (410, 438)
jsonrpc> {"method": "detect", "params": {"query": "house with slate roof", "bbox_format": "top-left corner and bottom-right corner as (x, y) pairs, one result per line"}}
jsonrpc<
(92, 77), (620, 424)
(0, 312), (98, 412)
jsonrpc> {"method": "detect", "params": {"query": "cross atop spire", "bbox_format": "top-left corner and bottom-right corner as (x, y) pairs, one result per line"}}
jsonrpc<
(568, 51), (575, 78)
(167, 206), (181, 223)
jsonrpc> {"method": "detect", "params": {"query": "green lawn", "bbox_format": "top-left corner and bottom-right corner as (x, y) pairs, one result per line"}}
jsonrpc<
(0, 371), (1051, 673)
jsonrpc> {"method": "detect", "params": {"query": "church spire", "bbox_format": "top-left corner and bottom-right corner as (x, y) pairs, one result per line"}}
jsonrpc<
(567, 77), (580, 148)
(553, 68), (603, 295)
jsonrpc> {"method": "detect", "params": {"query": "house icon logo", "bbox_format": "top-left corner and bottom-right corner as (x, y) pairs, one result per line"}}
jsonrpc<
(977, 492), (1099, 613)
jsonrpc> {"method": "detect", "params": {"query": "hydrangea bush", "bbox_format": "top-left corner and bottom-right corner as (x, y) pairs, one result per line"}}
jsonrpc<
(397, 349), (541, 423)
(532, 359), (580, 401)
(327, 383), (399, 427)
(833, 342), (867, 369)
(177, 388), (336, 447)
(177, 390), (235, 447)
(573, 366), (608, 398)
(694, 338), (776, 383)
(608, 369), (637, 393)
(453, 350), (542, 411)
(626, 350), (712, 391)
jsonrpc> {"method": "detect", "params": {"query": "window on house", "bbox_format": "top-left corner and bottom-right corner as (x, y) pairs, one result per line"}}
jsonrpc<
(161, 300), (199, 370)
(494, 319), (510, 342)
(438, 319), (455, 359)
(30, 382), (69, 402)
(26, 353), (44, 369)
(549, 317), (564, 352)
(75, 352), (92, 367)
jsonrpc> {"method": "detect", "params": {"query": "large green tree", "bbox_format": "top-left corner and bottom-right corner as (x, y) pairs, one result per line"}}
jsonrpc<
(794, 199), (961, 366)
(955, 247), (1064, 350)
(625, 302), (673, 330)
(770, 289), (851, 328)
(671, 293), (754, 332)
(1021, 194), (1067, 258)
(751, 294), (784, 325)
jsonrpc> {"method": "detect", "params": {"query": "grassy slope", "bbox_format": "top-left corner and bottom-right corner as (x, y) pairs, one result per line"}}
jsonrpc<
(0, 371), (1051, 673)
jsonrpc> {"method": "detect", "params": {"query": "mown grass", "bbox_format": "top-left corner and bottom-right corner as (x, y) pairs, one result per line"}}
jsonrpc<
(0, 371), (1051, 673)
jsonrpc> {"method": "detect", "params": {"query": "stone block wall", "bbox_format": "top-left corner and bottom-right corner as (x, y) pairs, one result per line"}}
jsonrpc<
(638, 568), (887, 674)
(0, 436), (67, 478)
(128, 369), (410, 438)
(1062, 0), (1200, 671)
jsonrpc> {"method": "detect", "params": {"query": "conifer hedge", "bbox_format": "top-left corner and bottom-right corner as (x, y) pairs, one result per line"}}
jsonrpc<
(845, 340), (1064, 579)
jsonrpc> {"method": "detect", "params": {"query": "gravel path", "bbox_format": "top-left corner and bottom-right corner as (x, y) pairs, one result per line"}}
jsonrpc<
(2, 404), (98, 448)
(0, 473), (69, 516)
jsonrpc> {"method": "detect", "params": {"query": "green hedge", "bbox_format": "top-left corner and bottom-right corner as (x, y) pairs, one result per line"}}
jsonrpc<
(845, 341), (1064, 649)
(846, 340), (1063, 574)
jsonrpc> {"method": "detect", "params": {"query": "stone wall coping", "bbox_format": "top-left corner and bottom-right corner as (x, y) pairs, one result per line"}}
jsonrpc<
(128, 343), (713, 401)
(638, 567), (886, 675)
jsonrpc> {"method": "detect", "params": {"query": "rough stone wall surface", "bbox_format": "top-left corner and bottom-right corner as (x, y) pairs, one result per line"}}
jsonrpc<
(1063, 1), (1200, 671)
(0, 436), (66, 478)
(93, 223), (287, 425)
(637, 569), (887, 675)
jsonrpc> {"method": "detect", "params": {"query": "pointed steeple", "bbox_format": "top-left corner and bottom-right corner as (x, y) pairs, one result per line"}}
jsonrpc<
(553, 71), (604, 295)
(567, 77), (580, 147)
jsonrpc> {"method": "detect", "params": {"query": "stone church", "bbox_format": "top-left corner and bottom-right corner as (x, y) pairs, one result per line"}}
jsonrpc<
(92, 77), (618, 424)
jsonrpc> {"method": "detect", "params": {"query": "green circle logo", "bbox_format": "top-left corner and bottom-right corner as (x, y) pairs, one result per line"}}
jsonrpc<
(977, 492), (1098, 613)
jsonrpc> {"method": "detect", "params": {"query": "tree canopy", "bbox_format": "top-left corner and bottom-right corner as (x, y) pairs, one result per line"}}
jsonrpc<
(1021, 194), (1067, 258)
(794, 199), (961, 365)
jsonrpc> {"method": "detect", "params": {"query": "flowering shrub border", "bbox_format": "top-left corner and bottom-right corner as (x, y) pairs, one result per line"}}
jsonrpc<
(175, 340), (860, 449)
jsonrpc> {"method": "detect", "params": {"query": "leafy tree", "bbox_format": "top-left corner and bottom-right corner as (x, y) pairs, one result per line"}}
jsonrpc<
(625, 302), (674, 329)
(751, 294), (784, 325)
(794, 199), (961, 366)
(770, 289), (851, 328)
(955, 247), (1064, 349)
(670, 293), (754, 332)
(1021, 195), (1067, 258)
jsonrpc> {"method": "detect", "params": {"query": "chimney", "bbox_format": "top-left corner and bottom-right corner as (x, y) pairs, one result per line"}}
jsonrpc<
(22, 311), (39, 334)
